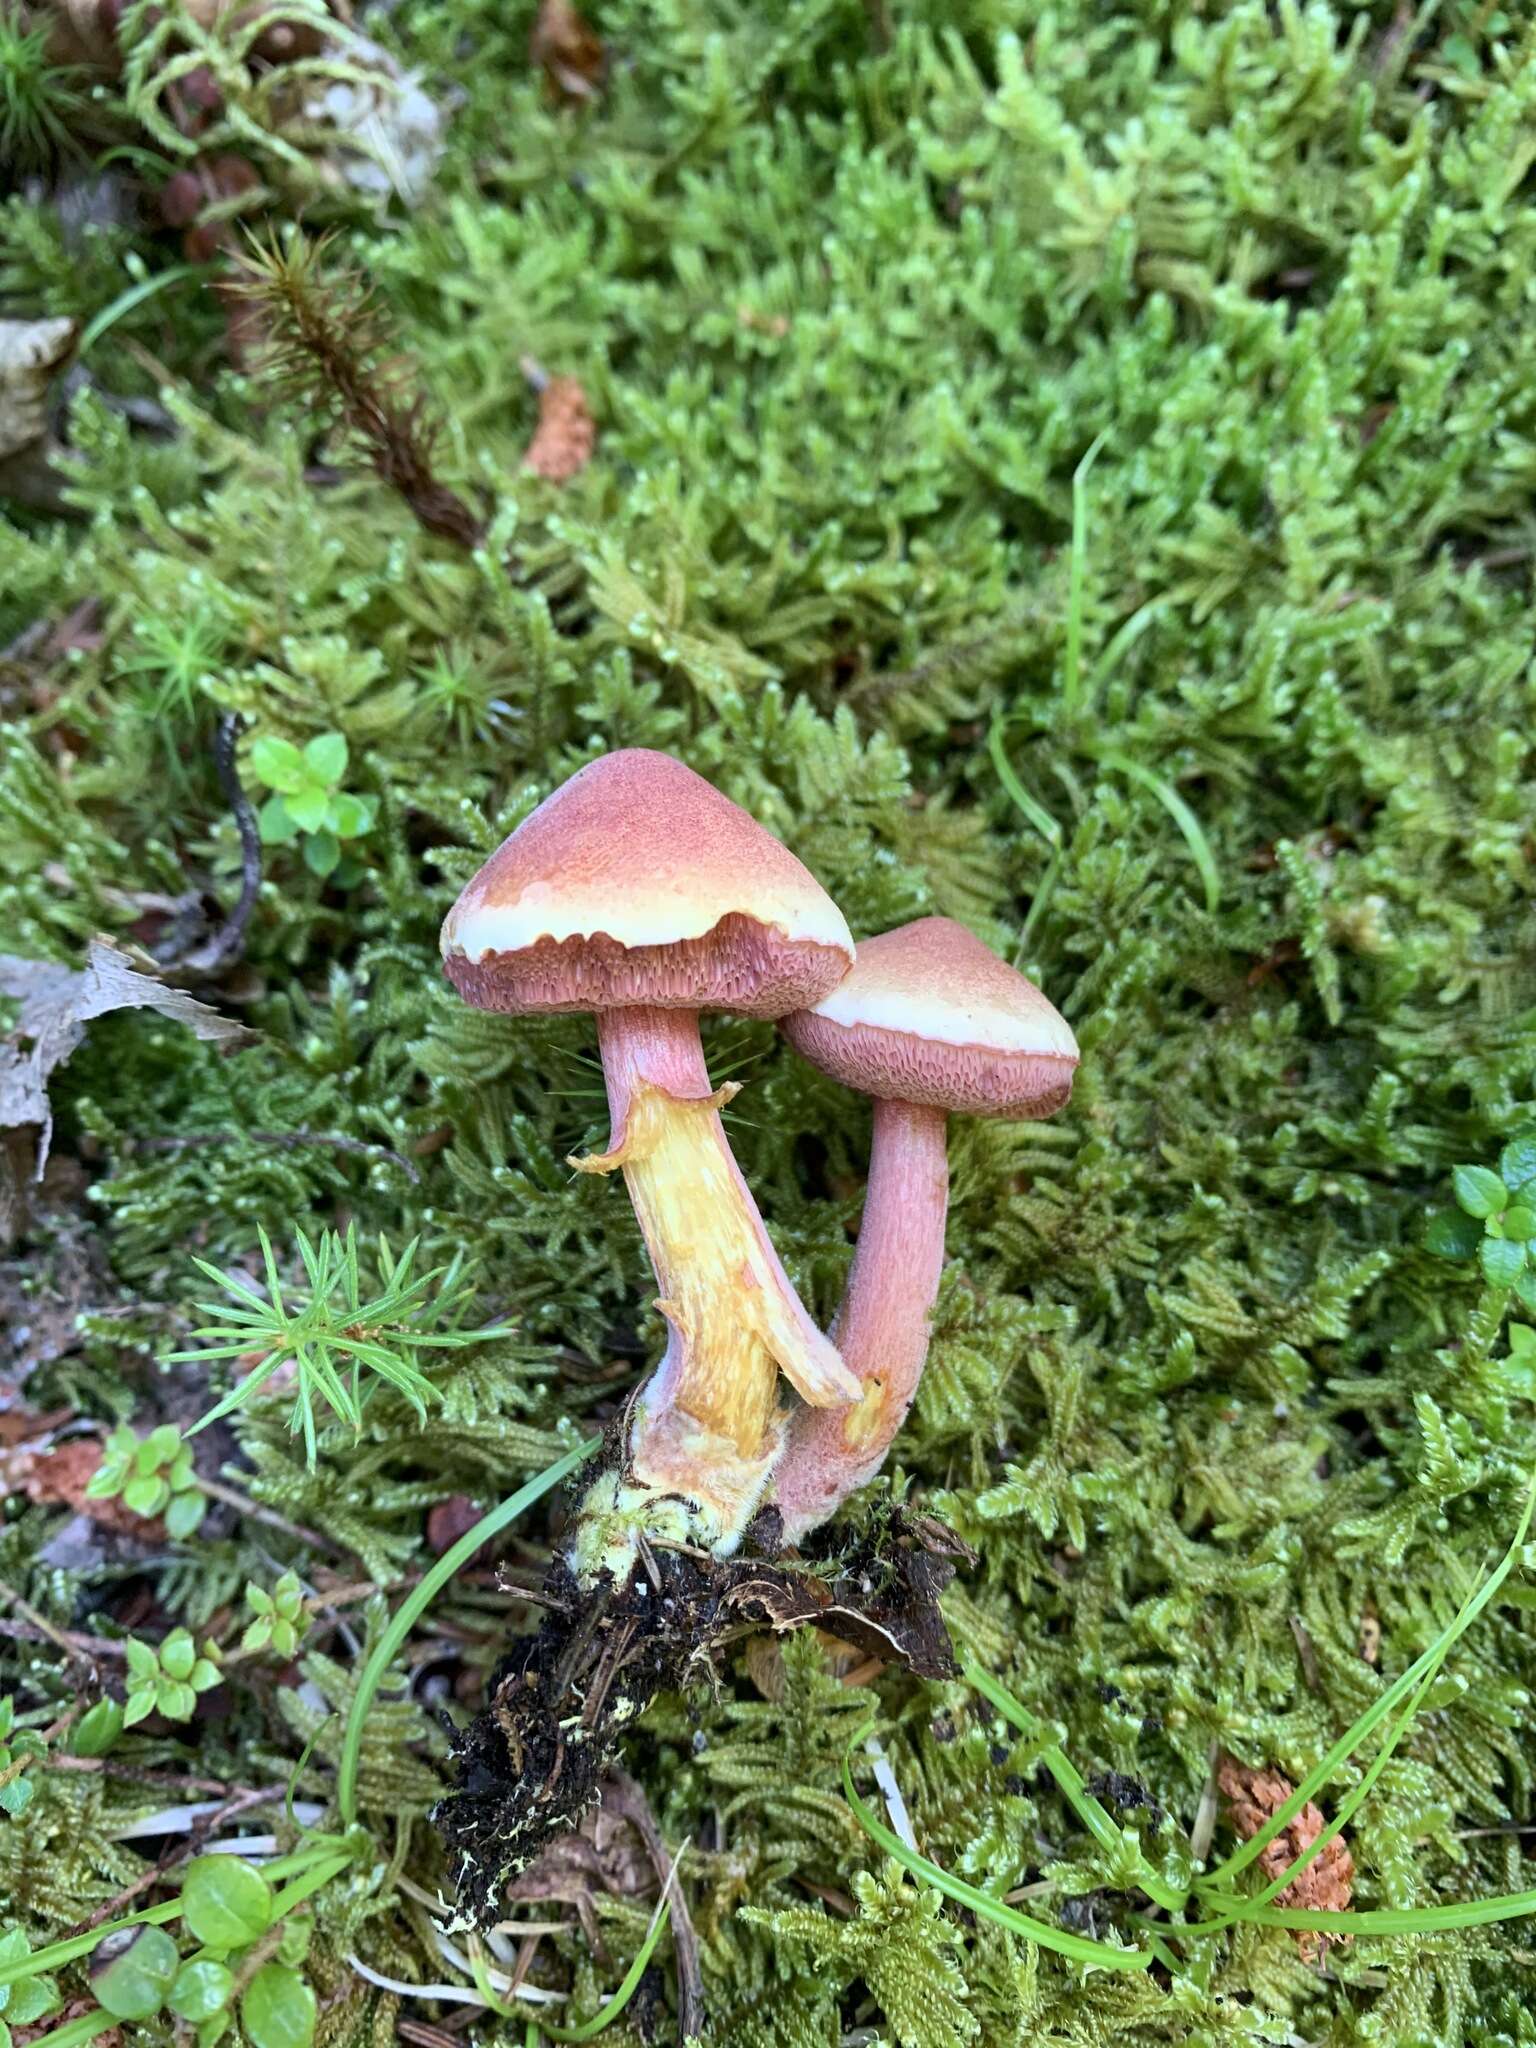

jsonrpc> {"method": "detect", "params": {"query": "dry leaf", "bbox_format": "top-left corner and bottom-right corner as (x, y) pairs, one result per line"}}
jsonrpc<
(522, 369), (595, 482)
(0, 937), (255, 1173)
(1217, 1753), (1354, 1959)
(0, 317), (76, 463)
(530, 0), (606, 102)
(17, 1436), (166, 1541)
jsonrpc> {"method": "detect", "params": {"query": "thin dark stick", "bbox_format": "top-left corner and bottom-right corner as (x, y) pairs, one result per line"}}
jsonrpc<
(178, 713), (262, 975)
(606, 1768), (704, 2043)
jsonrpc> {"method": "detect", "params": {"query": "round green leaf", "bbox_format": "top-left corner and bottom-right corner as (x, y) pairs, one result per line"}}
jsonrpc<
(1425, 1207), (1482, 1259)
(181, 1855), (275, 1949)
(158, 1678), (195, 1720)
(250, 735), (306, 793)
(170, 1959), (235, 2023)
(0, 1776), (35, 1818)
(1503, 1205), (1536, 1242)
(160, 1631), (196, 1682)
(242, 1963), (316, 2048)
(90, 1925), (179, 2019)
(123, 1474), (168, 1517)
(286, 785), (330, 834)
(1481, 1237), (1526, 1287)
(1454, 1165), (1507, 1219)
(71, 1698), (125, 1757)
(302, 731), (347, 785)
(325, 790), (370, 839)
(166, 1491), (207, 1540)
(302, 830), (341, 878)
(1502, 1133), (1536, 1193)
(258, 794), (300, 845)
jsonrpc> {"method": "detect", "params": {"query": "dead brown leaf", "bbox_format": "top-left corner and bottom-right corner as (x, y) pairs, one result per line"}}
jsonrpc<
(529, 0), (605, 102)
(17, 1436), (167, 1542)
(522, 369), (596, 483)
(1217, 1753), (1354, 1960)
(0, 936), (256, 1175)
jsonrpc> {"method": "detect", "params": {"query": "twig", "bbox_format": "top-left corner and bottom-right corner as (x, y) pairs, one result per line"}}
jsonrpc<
(198, 1474), (348, 1555)
(0, 1580), (90, 1660)
(605, 1768), (704, 2043)
(176, 714), (262, 974)
(62, 1785), (286, 1936)
(131, 1128), (421, 1184)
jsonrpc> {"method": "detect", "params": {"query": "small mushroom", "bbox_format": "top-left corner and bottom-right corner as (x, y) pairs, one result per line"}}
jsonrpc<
(442, 749), (859, 1555)
(772, 916), (1078, 1540)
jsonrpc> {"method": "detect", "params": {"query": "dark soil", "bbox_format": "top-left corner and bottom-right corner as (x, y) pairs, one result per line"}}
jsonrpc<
(434, 1500), (972, 1926)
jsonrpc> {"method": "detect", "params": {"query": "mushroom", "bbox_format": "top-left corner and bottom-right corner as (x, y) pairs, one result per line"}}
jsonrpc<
(771, 916), (1078, 1541)
(441, 749), (860, 1557)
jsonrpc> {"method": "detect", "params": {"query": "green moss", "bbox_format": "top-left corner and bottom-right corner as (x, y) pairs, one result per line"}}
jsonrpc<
(5, 0), (1536, 2039)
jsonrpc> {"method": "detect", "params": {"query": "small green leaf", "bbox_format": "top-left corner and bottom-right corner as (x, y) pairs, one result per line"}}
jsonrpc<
(71, 1699), (125, 1757)
(123, 1690), (155, 1727)
(171, 1959), (235, 2024)
(6, 1976), (59, 2027)
(243, 1964), (317, 2048)
(159, 1678), (196, 1720)
(90, 1926), (180, 2020)
(258, 793), (301, 845)
(325, 790), (370, 839)
(1501, 1134), (1536, 1192)
(160, 1631), (196, 1682)
(303, 731), (347, 785)
(123, 1474), (168, 1517)
(286, 785), (330, 834)
(1425, 1207), (1482, 1259)
(1454, 1165), (1507, 1218)
(1481, 1238), (1526, 1287)
(0, 1779), (34, 1819)
(181, 1856), (275, 1949)
(1503, 1205), (1536, 1242)
(242, 1616), (274, 1653)
(125, 1639), (158, 1681)
(303, 830), (341, 877)
(1517, 1268), (1536, 1314)
(166, 1491), (206, 1540)
(250, 735), (306, 793)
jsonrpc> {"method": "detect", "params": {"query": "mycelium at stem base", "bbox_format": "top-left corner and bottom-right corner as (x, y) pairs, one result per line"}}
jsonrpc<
(773, 1097), (949, 1544)
(568, 1004), (856, 1573)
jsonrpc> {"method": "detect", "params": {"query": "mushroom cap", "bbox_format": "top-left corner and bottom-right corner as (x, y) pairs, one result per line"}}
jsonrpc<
(782, 916), (1078, 1116)
(441, 749), (854, 1018)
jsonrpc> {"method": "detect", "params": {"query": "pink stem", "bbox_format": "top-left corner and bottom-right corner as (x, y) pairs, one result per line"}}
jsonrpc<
(772, 1098), (949, 1542)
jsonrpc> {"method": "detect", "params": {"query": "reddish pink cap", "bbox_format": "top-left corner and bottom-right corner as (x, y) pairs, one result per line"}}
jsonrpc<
(442, 750), (853, 1018)
(782, 917), (1078, 1116)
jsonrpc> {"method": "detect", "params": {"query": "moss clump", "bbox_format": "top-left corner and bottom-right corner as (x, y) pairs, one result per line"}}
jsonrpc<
(5, 1), (1536, 2040)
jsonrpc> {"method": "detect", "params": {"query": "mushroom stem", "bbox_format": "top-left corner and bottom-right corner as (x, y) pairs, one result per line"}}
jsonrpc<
(573, 1006), (857, 1551)
(773, 1099), (949, 1543)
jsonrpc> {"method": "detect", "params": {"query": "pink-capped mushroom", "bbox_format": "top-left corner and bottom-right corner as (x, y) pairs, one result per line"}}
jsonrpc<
(772, 916), (1078, 1541)
(441, 749), (859, 1555)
